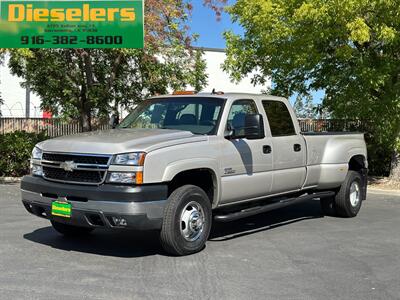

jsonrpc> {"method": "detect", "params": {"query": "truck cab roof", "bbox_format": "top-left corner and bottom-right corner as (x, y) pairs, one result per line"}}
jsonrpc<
(150, 93), (288, 103)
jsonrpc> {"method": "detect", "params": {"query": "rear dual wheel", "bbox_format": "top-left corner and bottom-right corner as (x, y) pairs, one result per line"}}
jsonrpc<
(321, 170), (363, 218)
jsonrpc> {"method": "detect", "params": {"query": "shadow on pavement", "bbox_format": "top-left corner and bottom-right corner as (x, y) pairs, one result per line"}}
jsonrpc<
(209, 200), (324, 241)
(24, 227), (163, 258)
(23, 200), (324, 257)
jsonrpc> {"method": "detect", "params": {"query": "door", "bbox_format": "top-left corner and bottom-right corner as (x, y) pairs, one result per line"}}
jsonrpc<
(219, 99), (274, 204)
(261, 100), (307, 194)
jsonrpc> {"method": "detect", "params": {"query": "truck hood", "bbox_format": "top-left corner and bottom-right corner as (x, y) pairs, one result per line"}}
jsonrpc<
(38, 128), (208, 154)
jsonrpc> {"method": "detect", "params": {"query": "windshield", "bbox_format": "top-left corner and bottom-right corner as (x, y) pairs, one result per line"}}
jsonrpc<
(118, 97), (225, 135)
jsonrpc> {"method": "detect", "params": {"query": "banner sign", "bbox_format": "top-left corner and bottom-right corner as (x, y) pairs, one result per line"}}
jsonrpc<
(0, 0), (144, 48)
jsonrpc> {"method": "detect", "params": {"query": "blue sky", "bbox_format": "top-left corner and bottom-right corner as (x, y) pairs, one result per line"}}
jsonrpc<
(190, 1), (241, 49)
(190, 2), (324, 104)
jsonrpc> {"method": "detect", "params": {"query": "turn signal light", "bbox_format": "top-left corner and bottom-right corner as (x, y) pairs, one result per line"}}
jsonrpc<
(136, 171), (143, 185)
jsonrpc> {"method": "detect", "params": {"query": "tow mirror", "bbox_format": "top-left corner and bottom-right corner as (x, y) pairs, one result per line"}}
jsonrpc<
(244, 114), (265, 140)
(224, 124), (235, 139)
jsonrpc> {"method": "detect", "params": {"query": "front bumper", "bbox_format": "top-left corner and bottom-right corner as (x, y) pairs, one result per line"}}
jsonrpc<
(21, 176), (168, 230)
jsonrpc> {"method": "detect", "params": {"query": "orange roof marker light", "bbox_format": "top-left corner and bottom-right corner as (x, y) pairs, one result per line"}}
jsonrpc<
(173, 91), (197, 95)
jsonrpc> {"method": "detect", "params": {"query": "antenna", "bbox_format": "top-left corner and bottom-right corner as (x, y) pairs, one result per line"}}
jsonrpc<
(211, 89), (224, 95)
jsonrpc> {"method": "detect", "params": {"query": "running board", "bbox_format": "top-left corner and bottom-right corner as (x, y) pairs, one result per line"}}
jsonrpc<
(214, 191), (335, 222)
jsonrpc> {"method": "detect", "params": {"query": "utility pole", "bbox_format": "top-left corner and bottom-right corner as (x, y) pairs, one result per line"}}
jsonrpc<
(25, 84), (30, 118)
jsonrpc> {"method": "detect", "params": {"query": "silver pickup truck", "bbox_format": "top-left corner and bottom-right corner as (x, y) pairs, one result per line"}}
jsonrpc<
(21, 93), (368, 256)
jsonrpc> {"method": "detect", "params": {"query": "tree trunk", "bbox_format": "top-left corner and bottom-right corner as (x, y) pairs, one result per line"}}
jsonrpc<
(390, 151), (400, 181)
(75, 49), (94, 132)
(79, 85), (92, 132)
(80, 110), (91, 132)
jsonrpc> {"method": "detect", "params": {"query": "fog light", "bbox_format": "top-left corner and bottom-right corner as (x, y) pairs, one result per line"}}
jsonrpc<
(31, 164), (43, 176)
(107, 172), (136, 184)
(112, 216), (127, 227)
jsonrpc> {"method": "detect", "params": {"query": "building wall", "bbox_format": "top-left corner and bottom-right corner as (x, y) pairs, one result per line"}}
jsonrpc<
(198, 48), (269, 94)
(0, 49), (270, 118)
(0, 56), (42, 117)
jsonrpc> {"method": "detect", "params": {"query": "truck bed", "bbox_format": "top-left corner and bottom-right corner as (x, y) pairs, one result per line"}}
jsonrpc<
(302, 132), (364, 136)
(302, 132), (366, 166)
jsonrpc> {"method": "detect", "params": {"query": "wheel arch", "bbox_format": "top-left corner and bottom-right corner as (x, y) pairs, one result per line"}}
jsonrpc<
(348, 154), (368, 201)
(348, 154), (367, 171)
(163, 159), (221, 208)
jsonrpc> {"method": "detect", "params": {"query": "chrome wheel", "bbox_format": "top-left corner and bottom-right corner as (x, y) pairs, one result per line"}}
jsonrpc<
(180, 201), (205, 242)
(349, 181), (360, 207)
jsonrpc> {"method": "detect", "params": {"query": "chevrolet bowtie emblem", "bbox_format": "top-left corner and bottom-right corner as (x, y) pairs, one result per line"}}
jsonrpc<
(60, 161), (76, 172)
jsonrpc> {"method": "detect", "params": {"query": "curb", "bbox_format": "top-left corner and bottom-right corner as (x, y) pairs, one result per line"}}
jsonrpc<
(368, 187), (400, 196)
(0, 177), (22, 184)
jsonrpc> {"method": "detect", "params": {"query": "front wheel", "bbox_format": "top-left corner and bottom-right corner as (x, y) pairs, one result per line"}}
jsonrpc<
(51, 220), (94, 236)
(160, 185), (212, 256)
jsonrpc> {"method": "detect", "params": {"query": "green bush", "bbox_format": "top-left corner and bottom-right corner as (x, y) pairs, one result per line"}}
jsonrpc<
(0, 131), (48, 177)
(345, 122), (392, 177)
(365, 135), (392, 177)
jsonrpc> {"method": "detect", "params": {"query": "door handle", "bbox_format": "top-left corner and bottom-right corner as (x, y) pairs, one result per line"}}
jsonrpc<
(294, 144), (302, 152)
(263, 145), (272, 154)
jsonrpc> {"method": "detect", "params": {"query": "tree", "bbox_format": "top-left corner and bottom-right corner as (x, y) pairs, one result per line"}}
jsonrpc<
(0, 49), (5, 116)
(6, 0), (209, 131)
(293, 94), (316, 119)
(293, 95), (305, 119)
(224, 0), (400, 178)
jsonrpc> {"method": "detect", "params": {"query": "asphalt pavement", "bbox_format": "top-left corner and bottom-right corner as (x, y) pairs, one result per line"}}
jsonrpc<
(0, 184), (399, 300)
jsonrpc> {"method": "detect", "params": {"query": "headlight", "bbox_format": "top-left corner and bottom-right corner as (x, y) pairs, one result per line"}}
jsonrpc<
(31, 146), (43, 177)
(31, 146), (43, 160)
(112, 152), (146, 166)
(107, 172), (143, 184)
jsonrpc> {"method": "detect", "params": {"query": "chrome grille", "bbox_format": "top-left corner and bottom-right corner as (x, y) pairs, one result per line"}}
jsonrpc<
(41, 152), (111, 185)
(43, 167), (106, 184)
(42, 153), (110, 165)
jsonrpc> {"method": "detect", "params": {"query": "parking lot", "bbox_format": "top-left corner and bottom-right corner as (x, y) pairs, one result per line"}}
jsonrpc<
(0, 184), (399, 299)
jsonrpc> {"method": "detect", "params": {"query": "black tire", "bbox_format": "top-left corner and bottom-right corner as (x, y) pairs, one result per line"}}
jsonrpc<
(160, 185), (212, 256)
(51, 220), (94, 236)
(334, 170), (363, 218)
(320, 197), (337, 216)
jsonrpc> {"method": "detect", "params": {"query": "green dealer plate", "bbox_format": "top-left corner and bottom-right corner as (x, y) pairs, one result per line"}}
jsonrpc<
(52, 201), (72, 218)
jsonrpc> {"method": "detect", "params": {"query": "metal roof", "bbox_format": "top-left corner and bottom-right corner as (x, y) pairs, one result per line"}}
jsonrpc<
(150, 93), (287, 102)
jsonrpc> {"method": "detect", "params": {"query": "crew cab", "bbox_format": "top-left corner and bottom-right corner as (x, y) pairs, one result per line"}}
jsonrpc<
(21, 93), (368, 256)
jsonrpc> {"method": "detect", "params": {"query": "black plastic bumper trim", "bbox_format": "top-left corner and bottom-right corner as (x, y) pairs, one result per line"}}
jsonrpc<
(22, 200), (163, 230)
(21, 175), (168, 203)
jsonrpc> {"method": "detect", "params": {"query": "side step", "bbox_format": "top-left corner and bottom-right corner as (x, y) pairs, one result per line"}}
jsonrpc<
(214, 191), (335, 222)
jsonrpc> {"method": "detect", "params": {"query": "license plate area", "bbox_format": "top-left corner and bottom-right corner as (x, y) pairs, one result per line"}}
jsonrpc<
(51, 201), (72, 218)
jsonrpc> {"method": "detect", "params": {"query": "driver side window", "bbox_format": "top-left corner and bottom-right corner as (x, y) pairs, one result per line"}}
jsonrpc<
(227, 100), (258, 137)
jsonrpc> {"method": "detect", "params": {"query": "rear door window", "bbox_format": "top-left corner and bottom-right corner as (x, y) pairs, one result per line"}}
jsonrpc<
(262, 101), (296, 136)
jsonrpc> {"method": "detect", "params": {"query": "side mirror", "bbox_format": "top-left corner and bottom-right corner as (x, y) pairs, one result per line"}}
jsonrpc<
(224, 123), (235, 139)
(244, 114), (265, 140)
(109, 114), (120, 129)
